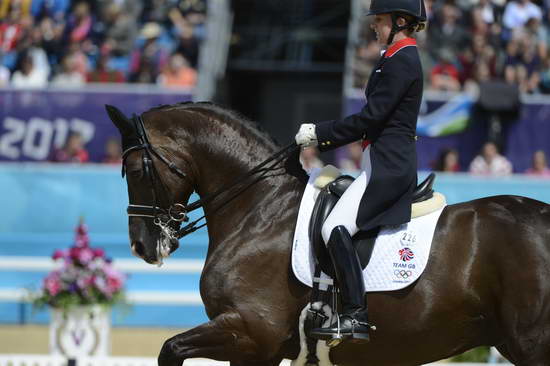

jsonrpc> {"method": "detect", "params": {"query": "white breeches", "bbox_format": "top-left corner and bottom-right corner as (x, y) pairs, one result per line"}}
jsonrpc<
(321, 145), (373, 245)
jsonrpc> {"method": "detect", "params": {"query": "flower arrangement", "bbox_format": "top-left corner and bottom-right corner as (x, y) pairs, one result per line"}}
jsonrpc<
(33, 219), (126, 310)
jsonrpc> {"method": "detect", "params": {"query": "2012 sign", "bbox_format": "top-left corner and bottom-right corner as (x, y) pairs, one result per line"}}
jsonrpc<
(0, 117), (95, 160)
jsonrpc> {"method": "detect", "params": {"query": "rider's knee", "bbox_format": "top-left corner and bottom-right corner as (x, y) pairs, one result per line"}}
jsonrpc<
(322, 222), (336, 245)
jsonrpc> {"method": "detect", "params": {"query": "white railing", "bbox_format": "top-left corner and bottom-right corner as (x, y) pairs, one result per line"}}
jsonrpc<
(0, 355), (512, 366)
(0, 356), (244, 366)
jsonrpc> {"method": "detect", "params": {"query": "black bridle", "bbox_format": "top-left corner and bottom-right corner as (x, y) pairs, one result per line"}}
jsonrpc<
(122, 114), (299, 240)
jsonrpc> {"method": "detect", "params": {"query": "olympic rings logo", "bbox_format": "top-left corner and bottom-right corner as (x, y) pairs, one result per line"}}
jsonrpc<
(394, 270), (413, 279)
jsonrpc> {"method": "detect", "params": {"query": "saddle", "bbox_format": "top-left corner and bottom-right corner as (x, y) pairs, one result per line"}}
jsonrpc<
(308, 169), (437, 278)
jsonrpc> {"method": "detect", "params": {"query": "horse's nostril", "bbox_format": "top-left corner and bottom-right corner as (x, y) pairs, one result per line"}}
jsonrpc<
(133, 241), (145, 258)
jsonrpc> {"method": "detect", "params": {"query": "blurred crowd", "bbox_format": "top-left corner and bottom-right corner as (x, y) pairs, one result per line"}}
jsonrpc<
(354, 0), (550, 94)
(333, 0), (550, 178)
(49, 131), (122, 164)
(300, 143), (550, 177)
(0, 0), (205, 88)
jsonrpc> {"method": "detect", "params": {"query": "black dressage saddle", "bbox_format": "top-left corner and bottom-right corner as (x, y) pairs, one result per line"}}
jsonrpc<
(308, 173), (436, 278)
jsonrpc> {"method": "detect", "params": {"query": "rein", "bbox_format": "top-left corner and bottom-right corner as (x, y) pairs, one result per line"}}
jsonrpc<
(122, 114), (299, 241)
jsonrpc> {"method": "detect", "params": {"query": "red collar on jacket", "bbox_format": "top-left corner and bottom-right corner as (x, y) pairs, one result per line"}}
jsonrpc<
(384, 37), (417, 58)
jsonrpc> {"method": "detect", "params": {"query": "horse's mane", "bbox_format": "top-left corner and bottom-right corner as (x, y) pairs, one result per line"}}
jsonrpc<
(146, 101), (280, 148)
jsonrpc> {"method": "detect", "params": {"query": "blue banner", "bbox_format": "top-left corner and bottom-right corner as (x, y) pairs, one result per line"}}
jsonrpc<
(0, 87), (192, 162)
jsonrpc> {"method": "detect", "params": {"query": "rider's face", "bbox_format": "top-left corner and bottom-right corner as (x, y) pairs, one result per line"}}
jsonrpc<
(371, 14), (393, 46)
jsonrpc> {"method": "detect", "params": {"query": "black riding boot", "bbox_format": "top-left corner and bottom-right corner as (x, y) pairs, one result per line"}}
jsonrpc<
(309, 226), (373, 346)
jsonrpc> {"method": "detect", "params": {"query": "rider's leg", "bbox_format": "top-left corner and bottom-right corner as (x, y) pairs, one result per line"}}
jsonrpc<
(310, 172), (372, 344)
(320, 171), (367, 244)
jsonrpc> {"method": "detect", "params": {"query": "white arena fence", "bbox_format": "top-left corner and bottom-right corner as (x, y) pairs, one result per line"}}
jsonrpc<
(0, 356), (512, 366)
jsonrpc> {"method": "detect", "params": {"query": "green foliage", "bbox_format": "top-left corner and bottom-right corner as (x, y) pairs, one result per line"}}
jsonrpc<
(450, 347), (490, 362)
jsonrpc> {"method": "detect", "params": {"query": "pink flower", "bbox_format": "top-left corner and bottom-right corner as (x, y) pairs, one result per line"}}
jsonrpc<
(76, 274), (94, 290)
(93, 276), (109, 295)
(78, 247), (94, 264)
(93, 248), (105, 259)
(70, 247), (94, 265)
(76, 222), (88, 236)
(40, 219), (126, 305)
(75, 235), (90, 248)
(52, 250), (66, 260)
(107, 276), (122, 292)
(44, 272), (61, 296)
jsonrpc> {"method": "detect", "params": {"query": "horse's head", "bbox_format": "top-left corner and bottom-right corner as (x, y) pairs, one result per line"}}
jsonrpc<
(105, 105), (195, 265)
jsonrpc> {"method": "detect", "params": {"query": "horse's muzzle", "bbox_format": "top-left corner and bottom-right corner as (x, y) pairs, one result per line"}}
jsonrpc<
(131, 241), (161, 265)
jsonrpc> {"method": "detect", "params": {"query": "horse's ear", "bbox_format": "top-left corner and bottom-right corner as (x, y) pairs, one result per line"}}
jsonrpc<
(105, 105), (134, 137)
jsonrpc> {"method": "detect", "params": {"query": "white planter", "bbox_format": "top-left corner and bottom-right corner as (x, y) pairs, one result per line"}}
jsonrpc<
(49, 305), (111, 357)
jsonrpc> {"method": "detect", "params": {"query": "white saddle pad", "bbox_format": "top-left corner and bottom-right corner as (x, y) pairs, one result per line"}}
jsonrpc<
(292, 169), (446, 292)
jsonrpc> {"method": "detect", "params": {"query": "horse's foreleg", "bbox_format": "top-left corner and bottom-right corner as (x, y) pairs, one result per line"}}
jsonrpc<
(158, 312), (265, 366)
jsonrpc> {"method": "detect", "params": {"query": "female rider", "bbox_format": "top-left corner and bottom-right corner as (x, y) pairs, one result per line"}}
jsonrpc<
(295, 0), (427, 344)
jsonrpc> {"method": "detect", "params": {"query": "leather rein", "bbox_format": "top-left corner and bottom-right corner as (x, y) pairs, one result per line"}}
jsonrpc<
(122, 114), (298, 240)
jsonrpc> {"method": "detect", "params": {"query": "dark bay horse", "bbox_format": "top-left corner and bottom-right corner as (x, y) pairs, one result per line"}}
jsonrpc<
(106, 102), (550, 366)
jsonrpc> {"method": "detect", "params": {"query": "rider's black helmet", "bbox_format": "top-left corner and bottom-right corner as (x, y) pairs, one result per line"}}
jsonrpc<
(368, 0), (427, 22)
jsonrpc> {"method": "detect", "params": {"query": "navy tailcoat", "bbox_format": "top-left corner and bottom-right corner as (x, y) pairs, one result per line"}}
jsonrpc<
(315, 37), (423, 232)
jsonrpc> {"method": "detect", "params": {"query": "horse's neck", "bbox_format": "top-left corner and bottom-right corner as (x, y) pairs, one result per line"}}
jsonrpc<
(186, 119), (304, 249)
(181, 112), (276, 194)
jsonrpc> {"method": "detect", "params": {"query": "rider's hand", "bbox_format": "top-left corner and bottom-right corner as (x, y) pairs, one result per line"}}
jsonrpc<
(295, 123), (318, 148)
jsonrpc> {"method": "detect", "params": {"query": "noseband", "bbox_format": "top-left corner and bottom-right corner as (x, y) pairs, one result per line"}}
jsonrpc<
(122, 114), (298, 243)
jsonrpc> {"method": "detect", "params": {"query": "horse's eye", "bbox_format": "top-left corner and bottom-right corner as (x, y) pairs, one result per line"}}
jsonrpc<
(127, 169), (143, 179)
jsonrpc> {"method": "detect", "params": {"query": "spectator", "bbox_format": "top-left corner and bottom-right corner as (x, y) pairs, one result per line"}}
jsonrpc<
(474, 0), (501, 26)
(50, 53), (85, 86)
(157, 52), (196, 88)
(505, 35), (541, 93)
(37, 16), (65, 66)
(170, 7), (200, 67)
(0, 5), (23, 51)
(65, 42), (90, 79)
(20, 26), (52, 80)
(64, 2), (93, 44)
(525, 150), (550, 177)
(39, 0), (70, 22)
(428, 2), (469, 61)
(464, 61), (492, 93)
(87, 53), (125, 83)
(338, 141), (363, 174)
(11, 52), (48, 88)
(98, 0), (143, 21)
(129, 22), (169, 83)
(101, 3), (138, 57)
(539, 55), (550, 93)
(300, 147), (323, 173)
(503, 0), (542, 30)
(141, 0), (173, 25)
(102, 137), (122, 164)
(469, 142), (513, 175)
(173, 0), (207, 40)
(353, 42), (380, 89)
(521, 17), (547, 60)
(50, 132), (89, 163)
(430, 48), (462, 91)
(0, 53), (10, 85)
(433, 148), (460, 172)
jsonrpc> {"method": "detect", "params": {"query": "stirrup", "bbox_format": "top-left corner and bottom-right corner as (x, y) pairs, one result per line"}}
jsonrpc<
(324, 316), (377, 348)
